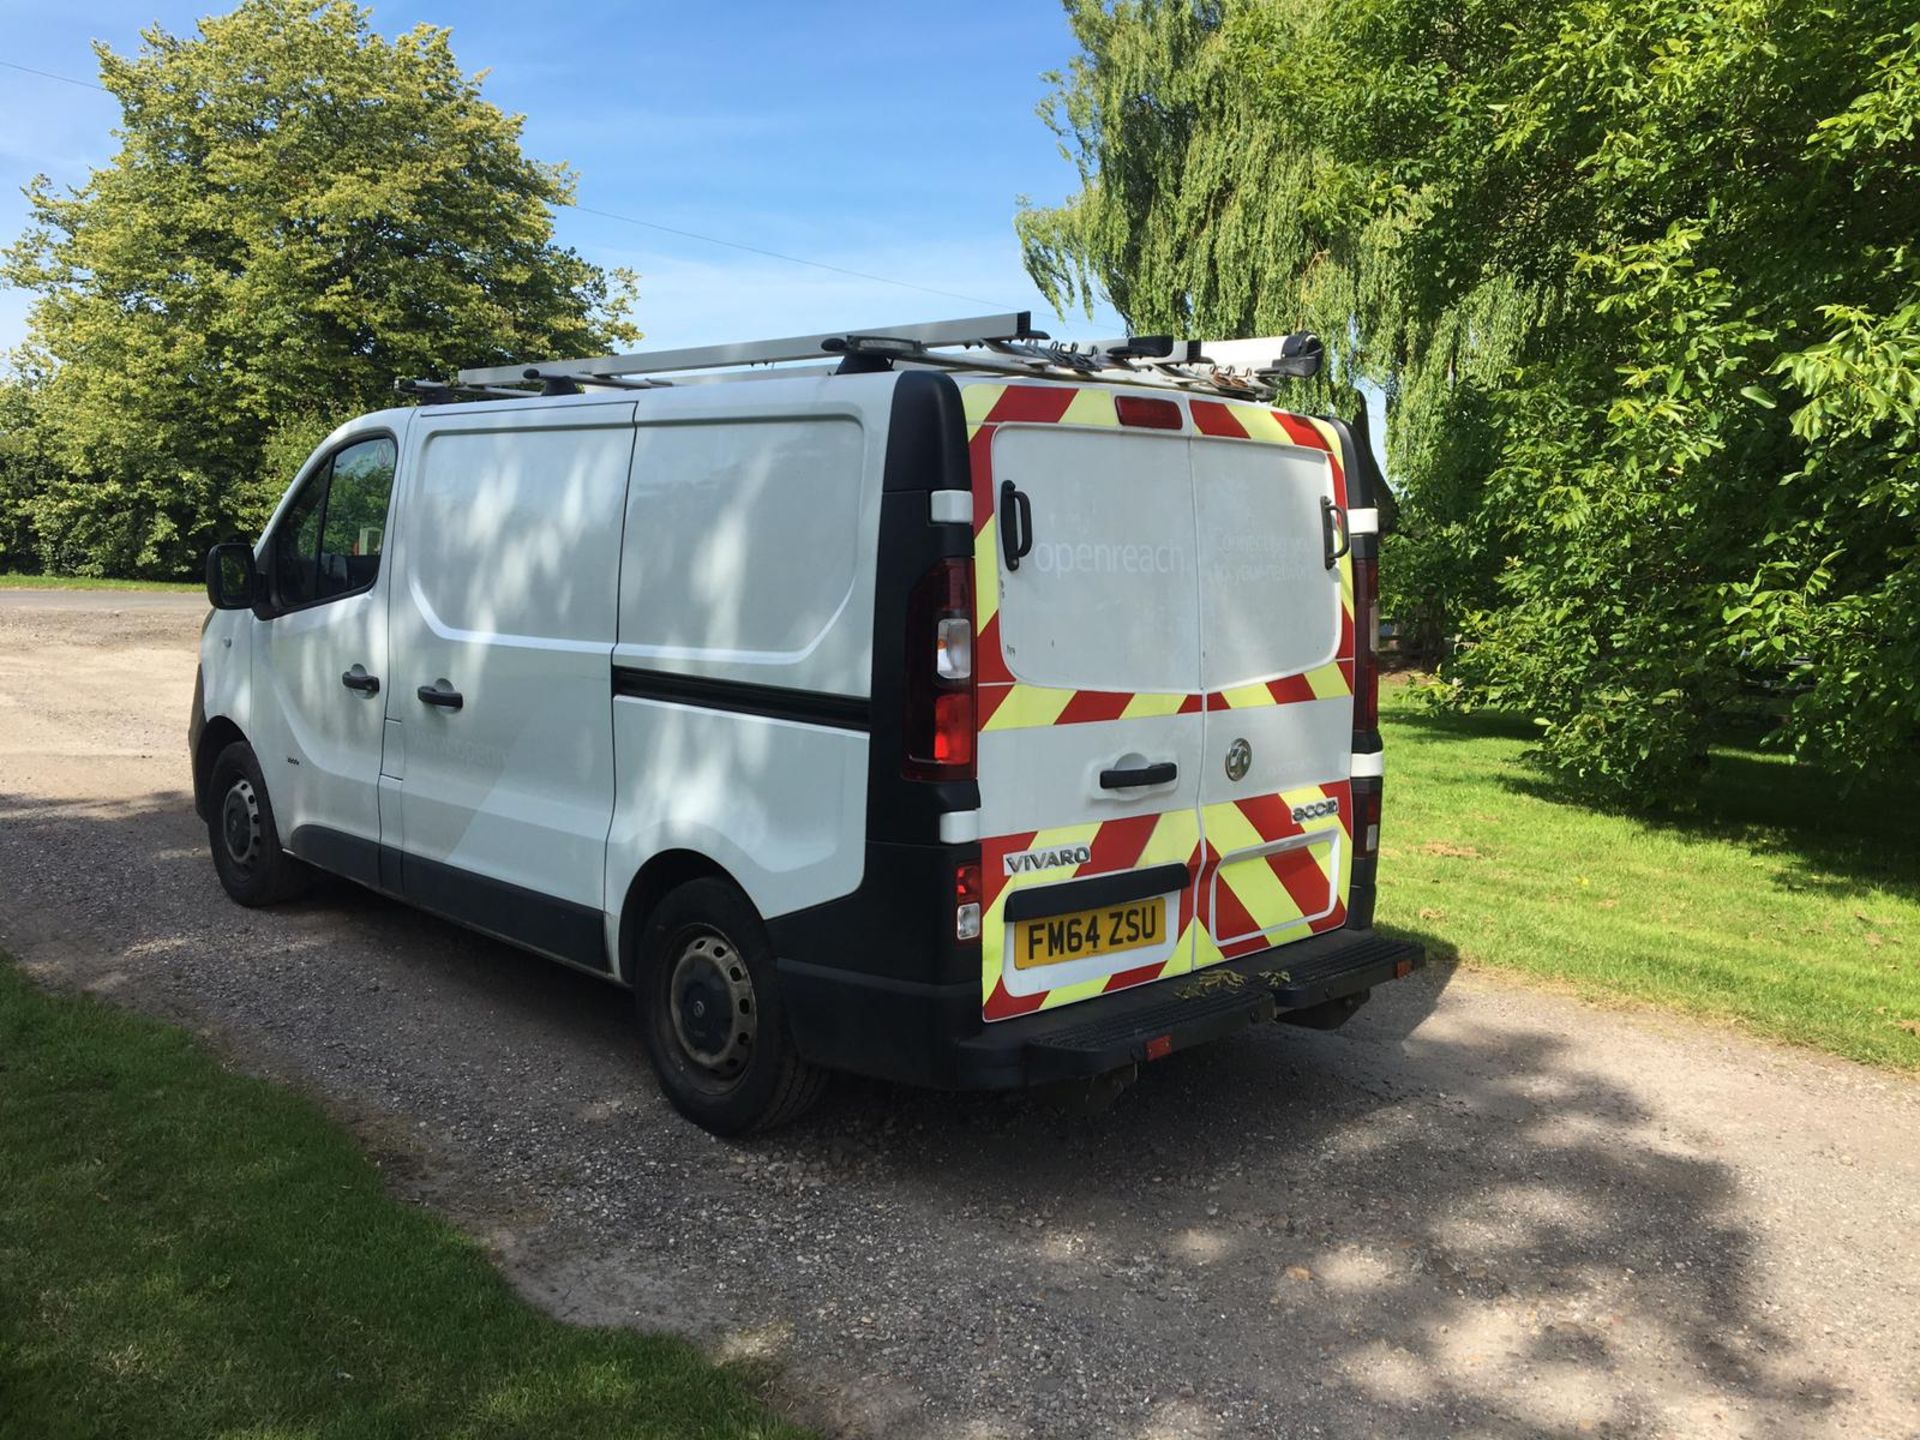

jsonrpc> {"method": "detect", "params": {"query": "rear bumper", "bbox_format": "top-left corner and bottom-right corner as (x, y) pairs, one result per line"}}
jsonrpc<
(777, 927), (1424, 1091)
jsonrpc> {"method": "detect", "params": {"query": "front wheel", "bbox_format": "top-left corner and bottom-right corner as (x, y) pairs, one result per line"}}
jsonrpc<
(205, 740), (310, 907)
(636, 877), (825, 1135)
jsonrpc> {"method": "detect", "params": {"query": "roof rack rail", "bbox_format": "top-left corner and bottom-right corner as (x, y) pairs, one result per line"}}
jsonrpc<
(432, 313), (1324, 405)
(455, 312), (1042, 387)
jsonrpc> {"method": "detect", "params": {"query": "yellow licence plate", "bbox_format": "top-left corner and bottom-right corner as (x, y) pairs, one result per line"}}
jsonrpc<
(1012, 896), (1168, 970)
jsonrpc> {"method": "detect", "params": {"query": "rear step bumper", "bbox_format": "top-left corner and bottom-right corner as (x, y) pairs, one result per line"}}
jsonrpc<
(950, 929), (1424, 1089)
(778, 927), (1423, 1091)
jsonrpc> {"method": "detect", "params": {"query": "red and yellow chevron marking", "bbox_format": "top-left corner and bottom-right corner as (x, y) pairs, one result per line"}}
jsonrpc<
(1193, 781), (1352, 969)
(962, 379), (1360, 1020)
(977, 780), (1354, 1019)
(980, 808), (1202, 1021)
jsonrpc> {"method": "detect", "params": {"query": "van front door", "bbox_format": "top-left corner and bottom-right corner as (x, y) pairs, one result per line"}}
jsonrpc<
(251, 432), (400, 885)
(384, 403), (637, 972)
(967, 385), (1206, 1022)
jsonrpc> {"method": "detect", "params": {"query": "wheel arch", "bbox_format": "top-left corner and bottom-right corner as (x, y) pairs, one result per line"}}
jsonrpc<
(193, 715), (249, 821)
(616, 849), (740, 985)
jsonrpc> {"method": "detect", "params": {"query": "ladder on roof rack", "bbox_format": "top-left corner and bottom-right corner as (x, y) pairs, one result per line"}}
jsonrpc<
(455, 312), (1042, 387)
(442, 313), (1324, 403)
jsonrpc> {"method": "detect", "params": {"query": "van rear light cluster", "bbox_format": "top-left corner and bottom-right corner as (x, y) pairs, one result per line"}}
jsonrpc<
(1352, 554), (1381, 733)
(905, 556), (976, 780)
(954, 861), (982, 942)
(1354, 783), (1382, 858)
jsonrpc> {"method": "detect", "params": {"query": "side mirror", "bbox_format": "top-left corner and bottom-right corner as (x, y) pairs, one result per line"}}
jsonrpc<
(205, 542), (259, 611)
(1269, 332), (1325, 380)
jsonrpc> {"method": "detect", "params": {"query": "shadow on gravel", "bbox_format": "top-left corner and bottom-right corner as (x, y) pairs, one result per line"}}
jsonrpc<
(0, 787), (1846, 1437)
(777, 983), (1842, 1433)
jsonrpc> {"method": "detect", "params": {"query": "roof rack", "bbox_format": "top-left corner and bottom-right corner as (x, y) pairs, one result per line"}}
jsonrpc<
(433, 313), (1324, 404)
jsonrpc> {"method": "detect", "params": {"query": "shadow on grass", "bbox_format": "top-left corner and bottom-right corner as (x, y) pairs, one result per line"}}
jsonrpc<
(1388, 702), (1920, 907)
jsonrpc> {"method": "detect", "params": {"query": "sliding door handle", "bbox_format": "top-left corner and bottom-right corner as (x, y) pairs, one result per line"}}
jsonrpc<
(340, 668), (380, 695)
(416, 683), (463, 710)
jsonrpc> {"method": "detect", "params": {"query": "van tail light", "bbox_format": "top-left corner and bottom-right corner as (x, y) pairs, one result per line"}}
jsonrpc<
(1353, 782), (1382, 859)
(1351, 554), (1380, 733)
(905, 556), (975, 780)
(955, 861), (983, 942)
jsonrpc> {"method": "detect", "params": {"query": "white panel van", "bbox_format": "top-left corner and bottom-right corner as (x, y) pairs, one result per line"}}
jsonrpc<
(192, 317), (1424, 1133)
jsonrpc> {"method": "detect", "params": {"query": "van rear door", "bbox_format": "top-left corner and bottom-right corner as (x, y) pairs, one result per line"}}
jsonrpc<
(965, 384), (1205, 1021)
(1188, 401), (1355, 969)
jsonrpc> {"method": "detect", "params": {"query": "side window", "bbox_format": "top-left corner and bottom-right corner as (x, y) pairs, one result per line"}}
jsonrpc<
(316, 437), (396, 600)
(268, 435), (397, 610)
(271, 467), (329, 610)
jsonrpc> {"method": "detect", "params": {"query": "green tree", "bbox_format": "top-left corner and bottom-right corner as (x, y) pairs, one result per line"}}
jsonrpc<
(2, 0), (637, 578)
(1023, 0), (1920, 796)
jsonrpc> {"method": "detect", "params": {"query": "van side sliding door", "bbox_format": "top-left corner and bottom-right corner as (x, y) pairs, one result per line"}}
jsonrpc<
(384, 402), (639, 971)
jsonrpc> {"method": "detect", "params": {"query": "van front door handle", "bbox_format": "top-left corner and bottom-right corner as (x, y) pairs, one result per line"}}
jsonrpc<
(1101, 761), (1177, 789)
(340, 669), (379, 695)
(416, 683), (463, 711)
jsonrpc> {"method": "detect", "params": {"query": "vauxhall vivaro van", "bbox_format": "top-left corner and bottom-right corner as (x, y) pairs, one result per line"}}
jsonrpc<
(193, 314), (1424, 1133)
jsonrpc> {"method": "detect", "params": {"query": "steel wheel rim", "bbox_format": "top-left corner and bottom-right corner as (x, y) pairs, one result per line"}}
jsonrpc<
(221, 778), (262, 871)
(667, 930), (756, 1081)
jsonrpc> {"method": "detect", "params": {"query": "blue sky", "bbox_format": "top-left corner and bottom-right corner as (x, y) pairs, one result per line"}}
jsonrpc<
(0, 1), (1126, 355)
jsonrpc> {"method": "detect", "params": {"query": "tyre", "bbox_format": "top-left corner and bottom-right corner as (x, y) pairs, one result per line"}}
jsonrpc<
(636, 877), (825, 1136)
(205, 740), (311, 907)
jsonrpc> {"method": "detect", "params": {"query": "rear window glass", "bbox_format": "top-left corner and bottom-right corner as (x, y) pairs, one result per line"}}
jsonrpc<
(1193, 437), (1341, 689)
(992, 425), (1200, 695)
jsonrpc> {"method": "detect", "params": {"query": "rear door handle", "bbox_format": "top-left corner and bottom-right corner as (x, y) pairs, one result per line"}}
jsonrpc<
(1321, 496), (1351, 570)
(341, 669), (379, 695)
(1101, 761), (1177, 789)
(416, 683), (463, 711)
(1001, 479), (1035, 571)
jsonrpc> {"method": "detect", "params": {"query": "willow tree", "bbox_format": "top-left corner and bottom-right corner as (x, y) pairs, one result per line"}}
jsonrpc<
(1018, 0), (1536, 663)
(2, 0), (638, 578)
(1023, 0), (1920, 796)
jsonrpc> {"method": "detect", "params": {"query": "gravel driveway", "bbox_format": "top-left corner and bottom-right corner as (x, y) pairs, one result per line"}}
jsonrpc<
(3, 589), (1916, 1439)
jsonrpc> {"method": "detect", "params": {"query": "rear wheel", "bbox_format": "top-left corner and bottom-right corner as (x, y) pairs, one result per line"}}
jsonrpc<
(206, 741), (310, 906)
(636, 877), (825, 1135)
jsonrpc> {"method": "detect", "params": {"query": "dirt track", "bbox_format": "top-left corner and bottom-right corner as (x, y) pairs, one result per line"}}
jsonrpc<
(2, 588), (1916, 1440)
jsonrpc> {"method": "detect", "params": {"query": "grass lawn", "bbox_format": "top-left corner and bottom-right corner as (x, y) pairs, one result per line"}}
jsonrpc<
(0, 573), (203, 593)
(0, 960), (808, 1440)
(1377, 684), (1920, 1071)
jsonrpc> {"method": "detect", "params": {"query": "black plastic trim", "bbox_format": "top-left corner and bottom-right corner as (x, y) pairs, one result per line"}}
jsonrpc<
(403, 851), (610, 973)
(1322, 412), (1385, 756)
(773, 924), (1425, 1091)
(1002, 862), (1190, 923)
(1347, 774), (1383, 929)
(285, 824), (611, 973)
(972, 930), (1424, 1086)
(612, 665), (870, 731)
(287, 823), (382, 890)
(863, 370), (979, 843)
